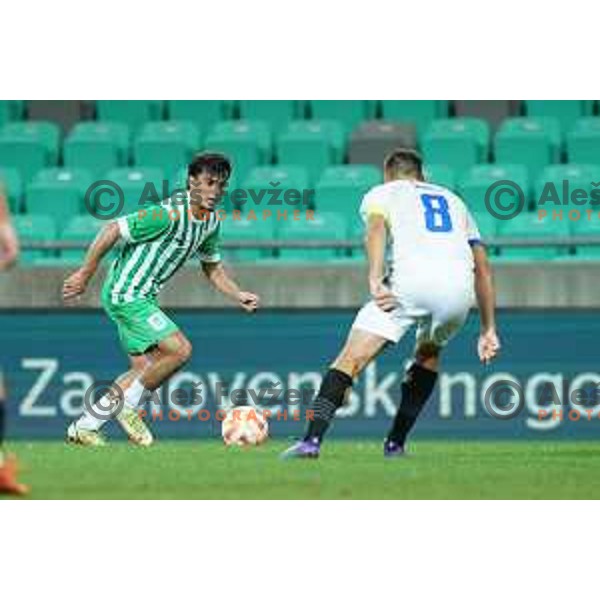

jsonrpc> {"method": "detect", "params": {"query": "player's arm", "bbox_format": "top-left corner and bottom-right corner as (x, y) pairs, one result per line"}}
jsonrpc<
(365, 213), (396, 312)
(198, 223), (259, 312)
(472, 244), (500, 364)
(201, 261), (259, 313)
(0, 189), (19, 271)
(62, 221), (120, 302)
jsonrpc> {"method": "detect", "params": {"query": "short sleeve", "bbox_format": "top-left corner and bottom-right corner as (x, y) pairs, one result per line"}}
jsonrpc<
(116, 210), (171, 244)
(198, 222), (222, 263)
(465, 208), (482, 246)
(359, 187), (390, 224)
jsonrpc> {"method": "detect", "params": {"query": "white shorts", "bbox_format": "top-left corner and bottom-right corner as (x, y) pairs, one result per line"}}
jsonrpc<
(351, 292), (472, 347)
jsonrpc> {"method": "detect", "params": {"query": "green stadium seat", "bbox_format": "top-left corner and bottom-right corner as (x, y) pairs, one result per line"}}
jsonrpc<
(535, 164), (598, 212)
(25, 168), (93, 225)
(239, 101), (299, 133)
(205, 120), (270, 181)
(566, 118), (600, 165)
(314, 165), (382, 225)
(425, 164), (456, 190)
(221, 214), (275, 261)
(241, 165), (310, 212)
(0, 121), (60, 182)
(421, 118), (490, 175)
(525, 100), (593, 131)
(494, 118), (561, 179)
(277, 212), (347, 261)
(0, 168), (23, 213)
(64, 122), (130, 176)
(1, 121), (61, 162)
(471, 213), (498, 254)
(381, 100), (448, 134)
(60, 215), (105, 261)
(308, 101), (372, 132)
(276, 120), (343, 182)
(167, 101), (227, 131)
(105, 167), (166, 216)
(12, 214), (57, 264)
(0, 100), (24, 128)
(96, 100), (163, 132)
(571, 213), (600, 258)
(497, 212), (570, 260)
(134, 121), (200, 178)
(459, 164), (530, 214)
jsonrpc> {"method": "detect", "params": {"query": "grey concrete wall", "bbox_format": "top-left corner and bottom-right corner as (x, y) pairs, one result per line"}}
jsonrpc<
(1, 261), (599, 308)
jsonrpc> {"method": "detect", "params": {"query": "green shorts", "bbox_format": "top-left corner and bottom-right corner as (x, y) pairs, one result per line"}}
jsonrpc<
(102, 295), (180, 355)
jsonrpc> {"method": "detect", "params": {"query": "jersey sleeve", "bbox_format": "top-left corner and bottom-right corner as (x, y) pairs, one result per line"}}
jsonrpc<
(116, 210), (171, 244)
(465, 208), (483, 246)
(198, 222), (222, 263)
(359, 187), (391, 225)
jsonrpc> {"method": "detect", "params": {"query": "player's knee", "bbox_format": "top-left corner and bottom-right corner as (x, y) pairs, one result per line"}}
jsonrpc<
(335, 350), (370, 377)
(174, 338), (193, 365)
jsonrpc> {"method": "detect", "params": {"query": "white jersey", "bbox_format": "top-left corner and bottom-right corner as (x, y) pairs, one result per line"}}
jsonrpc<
(359, 179), (481, 294)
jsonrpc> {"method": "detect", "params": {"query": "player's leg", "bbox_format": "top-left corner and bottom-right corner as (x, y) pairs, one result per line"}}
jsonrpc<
(384, 308), (469, 457)
(0, 371), (29, 495)
(283, 301), (410, 458)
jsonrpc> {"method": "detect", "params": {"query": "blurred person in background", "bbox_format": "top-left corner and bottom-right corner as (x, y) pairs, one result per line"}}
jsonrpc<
(0, 184), (29, 495)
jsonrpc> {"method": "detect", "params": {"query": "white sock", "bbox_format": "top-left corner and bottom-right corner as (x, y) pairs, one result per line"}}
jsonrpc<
(124, 378), (146, 410)
(76, 393), (116, 431)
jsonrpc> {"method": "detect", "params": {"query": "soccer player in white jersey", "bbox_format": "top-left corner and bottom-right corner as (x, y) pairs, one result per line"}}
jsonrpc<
(283, 148), (499, 459)
(63, 153), (260, 446)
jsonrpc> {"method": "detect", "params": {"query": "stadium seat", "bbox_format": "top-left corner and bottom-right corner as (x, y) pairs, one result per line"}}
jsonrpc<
(277, 212), (347, 261)
(494, 118), (561, 179)
(0, 167), (23, 213)
(167, 101), (227, 131)
(571, 214), (600, 258)
(471, 211), (498, 245)
(64, 122), (130, 176)
(459, 164), (530, 214)
(221, 214), (276, 261)
(276, 121), (343, 182)
(25, 168), (93, 224)
(315, 165), (382, 225)
(105, 167), (166, 216)
(205, 120), (270, 181)
(421, 118), (490, 175)
(134, 121), (200, 179)
(348, 121), (417, 167)
(308, 101), (373, 132)
(12, 214), (57, 264)
(453, 100), (520, 131)
(497, 212), (570, 260)
(524, 100), (593, 131)
(96, 100), (163, 132)
(566, 118), (600, 164)
(424, 164), (457, 190)
(241, 165), (310, 212)
(239, 101), (299, 133)
(27, 100), (84, 134)
(380, 100), (448, 134)
(534, 164), (598, 212)
(1, 121), (61, 162)
(59, 215), (105, 262)
(0, 100), (24, 128)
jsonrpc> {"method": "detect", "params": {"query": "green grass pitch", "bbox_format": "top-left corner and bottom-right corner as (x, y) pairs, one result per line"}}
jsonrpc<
(5, 440), (600, 499)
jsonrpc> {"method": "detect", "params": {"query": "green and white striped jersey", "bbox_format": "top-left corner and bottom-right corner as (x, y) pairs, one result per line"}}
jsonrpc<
(104, 195), (222, 304)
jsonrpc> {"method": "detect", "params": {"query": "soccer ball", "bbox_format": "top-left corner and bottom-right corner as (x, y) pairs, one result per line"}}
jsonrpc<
(221, 406), (269, 447)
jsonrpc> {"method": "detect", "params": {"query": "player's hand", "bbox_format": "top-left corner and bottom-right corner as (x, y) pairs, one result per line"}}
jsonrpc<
(370, 280), (398, 312)
(63, 267), (92, 304)
(238, 291), (259, 313)
(478, 329), (500, 364)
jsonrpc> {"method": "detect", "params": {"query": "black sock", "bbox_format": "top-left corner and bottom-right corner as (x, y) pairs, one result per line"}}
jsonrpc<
(387, 363), (438, 445)
(305, 368), (353, 442)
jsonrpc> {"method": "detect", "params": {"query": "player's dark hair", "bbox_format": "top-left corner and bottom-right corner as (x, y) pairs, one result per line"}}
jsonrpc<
(188, 152), (232, 183)
(383, 148), (424, 180)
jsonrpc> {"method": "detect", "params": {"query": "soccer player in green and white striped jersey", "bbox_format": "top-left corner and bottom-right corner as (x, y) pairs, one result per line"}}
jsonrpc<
(63, 153), (259, 446)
